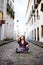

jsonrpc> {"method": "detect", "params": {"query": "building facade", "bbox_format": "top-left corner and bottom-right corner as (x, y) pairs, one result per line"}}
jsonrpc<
(0, 0), (15, 40)
(26, 0), (43, 42)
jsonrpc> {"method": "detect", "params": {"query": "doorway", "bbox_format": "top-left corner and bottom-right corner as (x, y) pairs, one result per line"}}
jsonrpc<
(34, 29), (36, 40)
(37, 27), (39, 41)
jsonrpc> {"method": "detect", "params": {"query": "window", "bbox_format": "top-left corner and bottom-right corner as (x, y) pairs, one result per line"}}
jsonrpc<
(41, 25), (43, 37)
(37, 10), (39, 19)
(41, 3), (43, 12)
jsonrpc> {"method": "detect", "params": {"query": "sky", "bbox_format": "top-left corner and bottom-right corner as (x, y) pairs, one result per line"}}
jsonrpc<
(14, 0), (28, 22)
(14, 0), (28, 35)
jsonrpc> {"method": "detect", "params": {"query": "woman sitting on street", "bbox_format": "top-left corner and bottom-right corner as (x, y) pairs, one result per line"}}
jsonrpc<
(16, 35), (29, 53)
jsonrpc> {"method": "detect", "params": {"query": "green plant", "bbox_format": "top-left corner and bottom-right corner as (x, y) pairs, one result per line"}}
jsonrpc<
(7, 4), (15, 19)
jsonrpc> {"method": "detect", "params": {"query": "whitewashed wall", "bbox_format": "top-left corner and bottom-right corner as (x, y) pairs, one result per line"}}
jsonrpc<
(1, 0), (14, 40)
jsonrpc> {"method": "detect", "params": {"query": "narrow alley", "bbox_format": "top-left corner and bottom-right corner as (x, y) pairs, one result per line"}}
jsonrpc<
(0, 0), (43, 65)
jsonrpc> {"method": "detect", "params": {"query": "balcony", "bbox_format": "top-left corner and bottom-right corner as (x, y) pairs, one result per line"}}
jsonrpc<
(34, 0), (41, 9)
(37, 0), (41, 4)
(32, 5), (35, 13)
(34, 3), (38, 9)
(32, 9), (35, 14)
(10, 10), (15, 19)
(41, 3), (43, 12)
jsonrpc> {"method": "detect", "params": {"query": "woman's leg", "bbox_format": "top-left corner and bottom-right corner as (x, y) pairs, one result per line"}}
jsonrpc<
(16, 48), (21, 53)
(16, 48), (25, 53)
(25, 47), (29, 52)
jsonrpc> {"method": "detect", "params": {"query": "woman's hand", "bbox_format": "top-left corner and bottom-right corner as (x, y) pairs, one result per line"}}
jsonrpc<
(26, 44), (29, 48)
(16, 38), (18, 41)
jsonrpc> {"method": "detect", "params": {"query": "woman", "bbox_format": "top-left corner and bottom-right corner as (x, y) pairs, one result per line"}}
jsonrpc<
(16, 35), (29, 53)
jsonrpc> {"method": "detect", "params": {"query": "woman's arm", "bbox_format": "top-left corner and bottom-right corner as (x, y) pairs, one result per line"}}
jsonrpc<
(16, 37), (20, 43)
(25, 42), (29, 49)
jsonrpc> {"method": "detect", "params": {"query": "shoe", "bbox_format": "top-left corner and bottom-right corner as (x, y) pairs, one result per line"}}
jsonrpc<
(15, 48), (18, 53)
(25, 51), (28, 54)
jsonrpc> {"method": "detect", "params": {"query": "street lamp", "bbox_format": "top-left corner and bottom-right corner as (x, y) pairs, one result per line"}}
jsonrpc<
(17, 20), (19, 22)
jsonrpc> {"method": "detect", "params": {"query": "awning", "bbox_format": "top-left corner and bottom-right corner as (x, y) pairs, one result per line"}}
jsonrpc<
(0, 20), (5, 24)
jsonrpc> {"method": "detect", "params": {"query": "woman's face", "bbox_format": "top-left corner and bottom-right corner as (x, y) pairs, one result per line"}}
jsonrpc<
(20, 36), (25, 44)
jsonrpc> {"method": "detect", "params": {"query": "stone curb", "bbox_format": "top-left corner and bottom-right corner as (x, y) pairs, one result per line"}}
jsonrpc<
(28, 40), (43, 48)
(0, 40), (16, 46)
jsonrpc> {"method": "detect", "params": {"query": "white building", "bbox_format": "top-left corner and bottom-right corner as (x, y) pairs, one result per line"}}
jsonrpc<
(26, 0), (43, 42)
(0, 0), (15, 40)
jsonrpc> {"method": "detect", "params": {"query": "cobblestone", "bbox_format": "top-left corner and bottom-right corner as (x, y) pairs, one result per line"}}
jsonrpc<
(0, 41), (43, 65)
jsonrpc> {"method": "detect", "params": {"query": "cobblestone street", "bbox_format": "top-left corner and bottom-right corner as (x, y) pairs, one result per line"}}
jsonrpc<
(0, 41), (43, 65)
